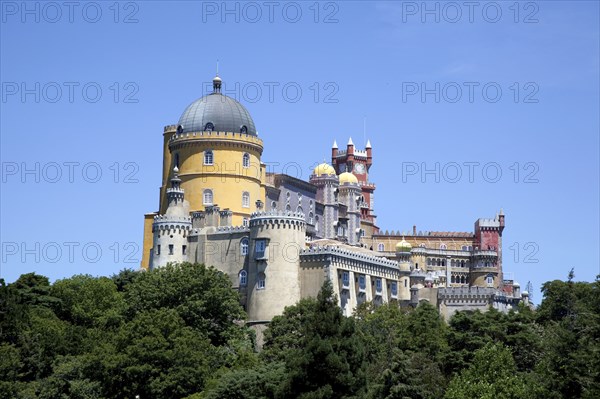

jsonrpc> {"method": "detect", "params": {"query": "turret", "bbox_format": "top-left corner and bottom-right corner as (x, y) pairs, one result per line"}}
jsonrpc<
(310, 162), (339, 239)
(150, 167), (192, 269)
(246, 211), (306, 323)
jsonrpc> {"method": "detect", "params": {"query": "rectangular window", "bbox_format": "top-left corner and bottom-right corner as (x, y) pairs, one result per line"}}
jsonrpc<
(358, 275), (366, 291)
(168, 244), (174, 255)
(182, 245), (187, 255)
(243, 217), (249, 227)
(156, 245), (160, 255)
(375, 278), (382, 294)
(255, 240), (266, 258)
(342, 271), (350, 288)
(391, 281), (398, 297)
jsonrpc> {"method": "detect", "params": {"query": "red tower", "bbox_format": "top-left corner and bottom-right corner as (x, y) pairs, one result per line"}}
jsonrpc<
(332, 138), (378, 233)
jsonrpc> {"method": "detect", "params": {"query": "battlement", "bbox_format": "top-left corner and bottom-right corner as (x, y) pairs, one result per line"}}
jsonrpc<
(249, 210), (306, 228)
(300, 245), (398, 269)
(476, 217), (501, 228)
(438, 286), (497, 300)
(168, 131), (264, 148)
(375, 231), (473, 238)
(214, 225), (250, 234)
(153, 215), (192, 222)
(164, 124), (178, 133)
(152, 215), (192, 233)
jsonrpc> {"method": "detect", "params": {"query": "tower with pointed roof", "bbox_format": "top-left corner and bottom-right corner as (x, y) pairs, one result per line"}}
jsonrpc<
(331, 137), (378, 239)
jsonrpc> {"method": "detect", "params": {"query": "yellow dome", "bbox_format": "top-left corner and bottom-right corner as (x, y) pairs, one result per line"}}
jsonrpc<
(339, 172), (358, 185)
(396, 237), (412, 252)
(313, 163), (336, 176)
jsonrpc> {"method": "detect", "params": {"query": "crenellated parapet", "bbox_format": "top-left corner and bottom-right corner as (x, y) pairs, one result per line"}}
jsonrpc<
(214, 225), (250, 234)
(152, 215), (192, 233)
(249, 211), (306, 228)
(438, 286), (497, 303)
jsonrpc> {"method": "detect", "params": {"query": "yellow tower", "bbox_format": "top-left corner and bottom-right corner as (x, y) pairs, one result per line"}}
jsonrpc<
(141, 75), (266, 269)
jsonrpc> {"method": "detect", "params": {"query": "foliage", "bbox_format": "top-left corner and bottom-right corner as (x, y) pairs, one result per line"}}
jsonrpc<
(1, 267), (598, 399)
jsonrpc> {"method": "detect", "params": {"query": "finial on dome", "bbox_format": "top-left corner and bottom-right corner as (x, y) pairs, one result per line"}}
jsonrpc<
(173, 165), (179, 173)
(347, 137), (354, 146)
(366, 139), (372, 149)
(499, 208), (504, 215)
(332, 140), (338, 149)
(213, 61), (222, 93)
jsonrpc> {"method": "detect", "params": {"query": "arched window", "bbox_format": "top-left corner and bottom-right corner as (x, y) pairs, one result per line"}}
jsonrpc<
(239, 270), (247, 286)
(242, 192), (250, 208)
(486, 275), (493, 287)
(440, 244), (447, 250)
(308, 212), (314, 225)
(204, 150), (214, 165)
(286, 204), (291, 211)
(205, 122), (214, 131)
(242, 153), (250, 168)
(271, 201), (277, 209)
(377, 243), (385, 252)
(240, 238), (249, 256)
(203, 189), (213, 205)
(451, 275), (455, 283)
(460, 260), (465, 268)
(297, 206), (303, 214)
(240, 125), (247, 134)
(257, 272), (266, 289)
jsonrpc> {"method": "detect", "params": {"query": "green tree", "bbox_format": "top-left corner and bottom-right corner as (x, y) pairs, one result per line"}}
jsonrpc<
(50, 275), (125, 328)
(444, 343), (531, 399)
(276, 281), (367, 399)
(124, 263), (246, 345)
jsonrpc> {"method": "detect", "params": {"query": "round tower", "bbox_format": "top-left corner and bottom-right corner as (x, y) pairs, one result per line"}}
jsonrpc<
(246, 211), (306, 324)
(309, 163), (339, 239)
(338, 172), (361, 245)
(160, 75), (265, 226)
(150, 168), (192, 269)
(395, 237), (412, 301)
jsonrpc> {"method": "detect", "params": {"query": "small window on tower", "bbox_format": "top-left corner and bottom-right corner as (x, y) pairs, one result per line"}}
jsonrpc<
(203, 189), (213, 205)
(156, 245), (160, 255)
(242, 153), (250, 168)
(255, 240), (266, 258)
(182, 245), (187, 255)
(257, 272), (266, 289)
(204, 150), (214, 165)
(168, 244), (174, 255)
(205, 122), (214, 131)
(240, 238), (249, 255)
(378, 243), (384, 251)
(239, 270), (247, 286)
(242, 192), (250, 208)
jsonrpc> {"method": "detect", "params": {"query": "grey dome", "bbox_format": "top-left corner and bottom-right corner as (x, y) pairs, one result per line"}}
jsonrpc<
(178, 92), (256, 135)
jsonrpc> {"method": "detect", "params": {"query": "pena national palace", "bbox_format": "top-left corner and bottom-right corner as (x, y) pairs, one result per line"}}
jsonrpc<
(141, 75), (529, 331)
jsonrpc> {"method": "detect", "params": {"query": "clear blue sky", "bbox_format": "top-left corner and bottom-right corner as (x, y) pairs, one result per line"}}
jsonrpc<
(1, 1), (599, 303)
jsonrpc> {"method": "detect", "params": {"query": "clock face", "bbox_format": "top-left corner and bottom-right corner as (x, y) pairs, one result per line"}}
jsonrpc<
(354, 163), (366, 174)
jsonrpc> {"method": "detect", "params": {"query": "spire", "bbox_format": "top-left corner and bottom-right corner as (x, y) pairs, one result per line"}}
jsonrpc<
(332, 140), (338, 149)
(366, 139), (372, 149)
(347, 137), (354, 146)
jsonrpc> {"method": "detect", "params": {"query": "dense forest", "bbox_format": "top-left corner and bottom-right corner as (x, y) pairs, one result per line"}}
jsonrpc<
(1, 263), (598, 399)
